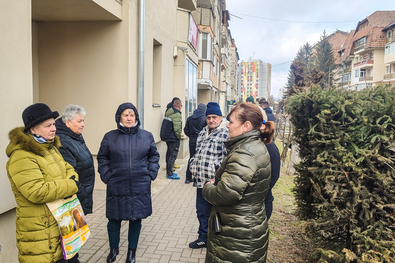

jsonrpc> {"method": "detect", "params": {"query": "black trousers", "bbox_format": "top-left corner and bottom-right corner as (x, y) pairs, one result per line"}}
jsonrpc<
(185, 142), (197, 181)
(166, 140), (180, 175)
(107, 219), (142, 249)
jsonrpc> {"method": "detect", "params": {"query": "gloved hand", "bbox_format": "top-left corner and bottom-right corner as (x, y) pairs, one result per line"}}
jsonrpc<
(70, 175), (84, 195)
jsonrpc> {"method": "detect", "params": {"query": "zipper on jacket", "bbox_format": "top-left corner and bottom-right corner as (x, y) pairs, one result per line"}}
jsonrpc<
(49, 147), (65, 179)
(45, 205), (52, 249)
(128, 131), (134, 220)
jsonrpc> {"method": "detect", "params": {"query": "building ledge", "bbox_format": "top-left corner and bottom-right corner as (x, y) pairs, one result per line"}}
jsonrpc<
(32, 0), (122, 21)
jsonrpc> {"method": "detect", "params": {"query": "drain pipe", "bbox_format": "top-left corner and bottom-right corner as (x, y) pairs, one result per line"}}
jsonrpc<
(138, 0), (145, 128)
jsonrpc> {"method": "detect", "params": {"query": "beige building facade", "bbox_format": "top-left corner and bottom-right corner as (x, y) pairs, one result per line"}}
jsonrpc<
(0, 0), (205, 261)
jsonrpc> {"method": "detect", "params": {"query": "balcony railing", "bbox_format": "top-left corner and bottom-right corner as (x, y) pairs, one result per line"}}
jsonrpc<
(338, 81), (351, 87)
(359, 76), (373, 82)
(354, 59), (374, 68)
(354, 44), (366, 52)
(384, 73), (395, 80)
(339, 68), (351, 75)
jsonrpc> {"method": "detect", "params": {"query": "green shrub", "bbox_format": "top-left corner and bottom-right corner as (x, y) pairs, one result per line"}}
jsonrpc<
(287, 85), (395, 262)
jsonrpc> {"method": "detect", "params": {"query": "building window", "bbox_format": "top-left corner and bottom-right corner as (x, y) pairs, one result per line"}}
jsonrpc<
(386, 65), (391, 74)
(152, 39), (162, 104)
(354, 70), (359, 77)
(200, 33), (212, 60)
(354, 37), (366, 50)
(385, 42), (395, 55)
(185, 58), (198, 118)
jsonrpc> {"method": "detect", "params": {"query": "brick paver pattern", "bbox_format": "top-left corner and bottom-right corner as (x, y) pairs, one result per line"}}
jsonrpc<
(79, 159), (207, 263)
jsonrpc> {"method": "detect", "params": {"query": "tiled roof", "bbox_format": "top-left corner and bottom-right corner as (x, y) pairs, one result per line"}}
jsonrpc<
(367, 11), (395, 28)
(368, 28), (387, 47)
(351, 11), (395, 50)
(327, 30), (349, 64)
(341, 30), (355, 61)
(352, 26), (372, 43)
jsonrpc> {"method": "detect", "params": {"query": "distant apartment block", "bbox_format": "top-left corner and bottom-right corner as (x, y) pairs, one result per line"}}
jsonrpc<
(238, 60), (271, 101)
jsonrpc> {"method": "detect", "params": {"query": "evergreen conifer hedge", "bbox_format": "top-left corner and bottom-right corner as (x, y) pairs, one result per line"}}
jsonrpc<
(287, 85), (395, 262)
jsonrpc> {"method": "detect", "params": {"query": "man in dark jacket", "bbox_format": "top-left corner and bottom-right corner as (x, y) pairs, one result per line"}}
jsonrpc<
(259, 101), (276, 122)
(160, 97), (182, 179)
(184, 103), (207, 184)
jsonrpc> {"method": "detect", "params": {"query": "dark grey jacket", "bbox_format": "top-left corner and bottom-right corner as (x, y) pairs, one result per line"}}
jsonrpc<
(203, 130), (271, 263)
(184, 108), (206, 146)
(56, 118), (95, 215)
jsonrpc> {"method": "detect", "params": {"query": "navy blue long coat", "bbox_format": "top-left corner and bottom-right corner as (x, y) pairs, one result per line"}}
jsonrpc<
(97, 103), (160, 220)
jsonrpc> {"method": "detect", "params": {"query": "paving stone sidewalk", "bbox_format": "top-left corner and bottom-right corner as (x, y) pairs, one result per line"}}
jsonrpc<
(79, 158), (206, 263)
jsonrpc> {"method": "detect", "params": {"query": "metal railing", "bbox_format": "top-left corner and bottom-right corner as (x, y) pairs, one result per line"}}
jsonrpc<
(384, 73), (395, 80)
(354, 44), (366, 52)
(354, 59), (374, 68)
(359, 76), (373, 82)
(339, 68), (351, 75)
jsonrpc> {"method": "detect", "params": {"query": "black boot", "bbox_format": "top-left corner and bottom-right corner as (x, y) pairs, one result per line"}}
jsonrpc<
(126, 248), (136, 263)
(107, 248), (119, 263)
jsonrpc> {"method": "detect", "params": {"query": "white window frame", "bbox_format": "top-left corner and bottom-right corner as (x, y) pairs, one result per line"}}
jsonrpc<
(199, 32), (212, 61)
(185, 58), (198, 117)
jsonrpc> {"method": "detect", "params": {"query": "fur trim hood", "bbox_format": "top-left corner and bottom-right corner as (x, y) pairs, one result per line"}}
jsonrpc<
(6, 127), (61, 157)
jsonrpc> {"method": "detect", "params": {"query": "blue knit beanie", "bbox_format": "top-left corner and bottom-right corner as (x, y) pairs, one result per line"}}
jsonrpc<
(206, 102), (222, 116)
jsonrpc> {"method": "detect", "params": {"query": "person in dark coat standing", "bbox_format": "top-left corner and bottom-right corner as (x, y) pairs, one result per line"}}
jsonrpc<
(56, 104), (95, 215)
(97, 102), (160, 263)
(265, 141), (280, 220)
(259, 101), (276, 122)
(203, 102), (275, 262)
(184, 103), (207, 184)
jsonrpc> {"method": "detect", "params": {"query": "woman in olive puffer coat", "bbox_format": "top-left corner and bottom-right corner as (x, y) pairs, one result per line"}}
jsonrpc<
(203, 102), (275, 263)
(6, 103), (80, 263)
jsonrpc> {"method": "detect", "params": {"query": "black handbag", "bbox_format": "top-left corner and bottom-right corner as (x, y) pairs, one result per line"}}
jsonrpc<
(212, 212), (222, 234)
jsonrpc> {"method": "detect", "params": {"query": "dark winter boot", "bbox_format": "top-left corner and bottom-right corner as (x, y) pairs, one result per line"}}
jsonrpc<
(125, 248), (136, 263)
(106, 248), (119, 263)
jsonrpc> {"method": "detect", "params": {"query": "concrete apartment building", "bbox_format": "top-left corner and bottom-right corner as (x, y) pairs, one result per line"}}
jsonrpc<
(237, 59), (271, 101)
(0, 1), (238, 261)
(337, 11), (395, 90)
(228, 39), (240, 100)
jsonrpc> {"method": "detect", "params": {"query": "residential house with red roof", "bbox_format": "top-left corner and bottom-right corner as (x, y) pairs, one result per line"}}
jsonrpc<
(350, 11), (395, 90)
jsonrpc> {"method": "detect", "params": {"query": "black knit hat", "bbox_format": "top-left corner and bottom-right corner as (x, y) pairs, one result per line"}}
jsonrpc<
(22, 103), (59, 133)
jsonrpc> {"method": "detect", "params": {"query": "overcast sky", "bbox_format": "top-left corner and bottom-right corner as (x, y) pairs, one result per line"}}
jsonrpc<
(225, 0), (395, 99)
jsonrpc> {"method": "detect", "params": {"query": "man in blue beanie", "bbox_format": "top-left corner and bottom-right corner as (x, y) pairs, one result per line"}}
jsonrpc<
(189, 102), (228, 249)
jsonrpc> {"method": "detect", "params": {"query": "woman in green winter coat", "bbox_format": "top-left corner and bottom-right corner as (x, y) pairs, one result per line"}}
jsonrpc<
(202, 102), (275, 263)
(6, 103), (81, 263)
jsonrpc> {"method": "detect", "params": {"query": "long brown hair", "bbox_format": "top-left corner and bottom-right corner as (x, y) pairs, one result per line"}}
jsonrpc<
(228, 102), (275, 144)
